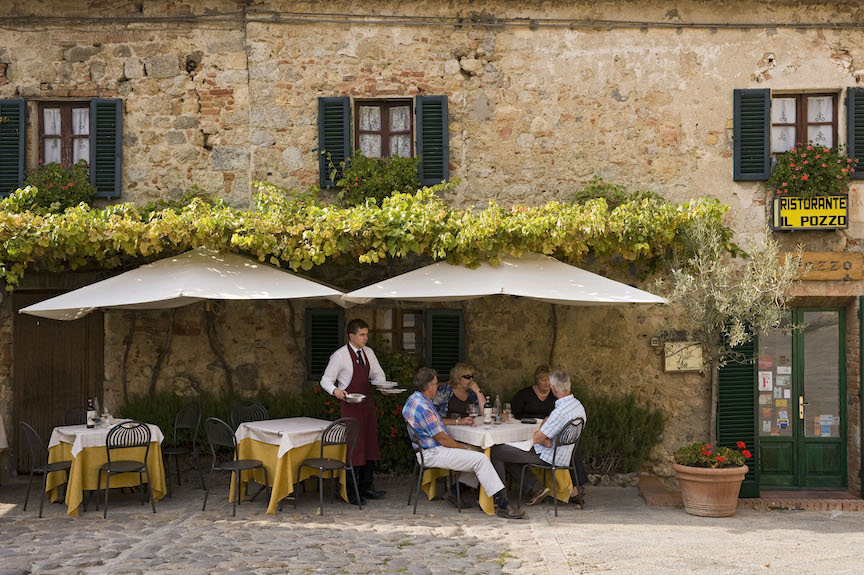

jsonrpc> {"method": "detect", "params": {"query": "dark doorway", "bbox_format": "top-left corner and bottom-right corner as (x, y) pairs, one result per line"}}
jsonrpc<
(12, 292), (103, 473)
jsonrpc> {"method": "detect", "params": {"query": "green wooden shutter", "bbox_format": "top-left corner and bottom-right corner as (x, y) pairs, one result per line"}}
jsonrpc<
(416, 95), (449, 187)
(733, 89), (771, 181)
(89, 99), (122, 198)
(717, 336), (759, 498)
(846, 87), (864, 180)
(425, 309), (464, 382)
(305, 308), (345, 380)
(0, 99), (26, 195)
(318, 97), (351, 188)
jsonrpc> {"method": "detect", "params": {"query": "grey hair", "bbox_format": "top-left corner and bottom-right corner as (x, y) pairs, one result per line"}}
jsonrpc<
(549, 370), (571, 394)
(414, 367), (438, 392)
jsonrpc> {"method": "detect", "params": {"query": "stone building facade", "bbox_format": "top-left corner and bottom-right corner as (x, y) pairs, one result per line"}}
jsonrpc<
(1, 0), (863, 493)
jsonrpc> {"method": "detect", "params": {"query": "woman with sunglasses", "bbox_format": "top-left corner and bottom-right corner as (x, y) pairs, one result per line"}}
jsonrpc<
(431, 362), (487, 425)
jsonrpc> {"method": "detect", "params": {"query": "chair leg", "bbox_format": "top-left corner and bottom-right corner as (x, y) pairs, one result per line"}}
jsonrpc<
(350, 466), (363, 511)
(176, 456), (182, 487)
(318, 472), (324, 516)
(103, 473), (111, 519)
(202, 467), (215, 511)
(412, 465), (423, 515)
(552, 467), (558, 517)
(455, 473), (461, 513)
(407, 462), (417, 506)
(262, 467), (271, 509)
(38, 472), (48, 518)
(139, 472), (146, 505)
(165, 455), (173, 498)
(23, 470), (34, 511)
(194, 451), (206, 491)
(232, 471), (239, 517)
(518, 465), (527, 509)
(145, 467), (156, 513)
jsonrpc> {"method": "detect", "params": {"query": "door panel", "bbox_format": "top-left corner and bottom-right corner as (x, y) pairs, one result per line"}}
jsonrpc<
(13, 292), (103, 473)
(759, 442), (797, 486)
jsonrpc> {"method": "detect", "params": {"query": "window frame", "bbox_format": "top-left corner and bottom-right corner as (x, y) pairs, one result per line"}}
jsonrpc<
(353, 99), (414, 159)
(770, 92), (839, 154)
(37, 101), (91, 167)
(369, 308), (424, 362)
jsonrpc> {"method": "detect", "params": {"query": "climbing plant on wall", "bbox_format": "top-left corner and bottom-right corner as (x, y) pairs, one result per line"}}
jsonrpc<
(0, 180), (731, 290)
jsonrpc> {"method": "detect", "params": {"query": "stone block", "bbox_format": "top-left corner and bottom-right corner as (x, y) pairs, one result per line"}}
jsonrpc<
(124, 58), (145, 79)
(65, 45), (101, 62)
(250, 106), (290, 130)
(251, 130), (275, 147)
(281, 147), (303, 171)
(211, 147), (249, 171)
(144, 54), (179, 79)
(173, 116), (199, 129)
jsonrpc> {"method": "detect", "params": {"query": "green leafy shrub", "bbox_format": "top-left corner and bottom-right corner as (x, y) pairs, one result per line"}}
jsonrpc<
(570, 176), (663, 209)
(674, 441), (751, 469)
(767, 143), (857, 198)
(18, 161), (96, 212)
(331, 151), (421, 207)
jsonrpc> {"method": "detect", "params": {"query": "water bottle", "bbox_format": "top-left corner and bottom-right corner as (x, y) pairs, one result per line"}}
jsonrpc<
(494, 395), (502, 424)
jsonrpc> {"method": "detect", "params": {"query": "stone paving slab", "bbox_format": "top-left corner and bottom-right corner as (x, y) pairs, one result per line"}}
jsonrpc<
(2, 474), (864, 574)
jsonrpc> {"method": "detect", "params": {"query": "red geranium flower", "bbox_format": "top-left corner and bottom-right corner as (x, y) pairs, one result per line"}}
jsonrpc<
(736, 441), (746, 448)
(742, 450), (752, 458)
(716, 456), (726, 463)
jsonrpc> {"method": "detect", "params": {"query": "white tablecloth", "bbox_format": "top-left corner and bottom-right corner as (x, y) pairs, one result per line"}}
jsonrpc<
(445, 420), (542, 450)
(48, 422), (165, 457)
(0, 414), (7, 451)
(235, 417), (334, 459)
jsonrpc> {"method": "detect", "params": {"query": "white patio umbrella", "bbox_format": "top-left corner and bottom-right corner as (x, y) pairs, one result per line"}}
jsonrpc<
(343, 251), (666, 306)
(20, 247), (345, 321)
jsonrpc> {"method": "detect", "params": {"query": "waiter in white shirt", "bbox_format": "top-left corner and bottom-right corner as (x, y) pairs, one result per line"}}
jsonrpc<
(320, 318), (387, 503)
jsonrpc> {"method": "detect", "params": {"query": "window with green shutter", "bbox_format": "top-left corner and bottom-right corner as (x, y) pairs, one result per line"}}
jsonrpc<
(733, 89), (771, 181)
(318, 97), (351, 188)
(306, 308), (345, 380)
(846, 87), (864, 180)
(424, 309), (464, 383)
(0, 99), (26, 195)
(717, 336), (759, 498)
(89, 99), (123, 198)
(416, 95), (449, 187)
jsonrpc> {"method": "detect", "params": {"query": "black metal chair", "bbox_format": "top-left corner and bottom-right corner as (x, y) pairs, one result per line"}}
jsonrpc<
(230, 401), (269, 430)
(406, 424), (460, 515)
(295, 418), (361, 515)
(63, 407), (88, 426)
(19, 421), (72, 518)
(517, 416), (585, 517)
(202, 417), (270, 517)
(98, 421), (156, 518)
(161, 402), (205, 497)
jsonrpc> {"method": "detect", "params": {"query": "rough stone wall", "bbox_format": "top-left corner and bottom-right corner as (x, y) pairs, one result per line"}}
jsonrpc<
(0, 295), (12, 480)
(2, 0), (864, 480)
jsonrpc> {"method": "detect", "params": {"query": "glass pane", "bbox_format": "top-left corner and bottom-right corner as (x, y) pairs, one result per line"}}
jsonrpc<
(758, 314), (793, 438)
(73, 138), (89, 165)
(377, 309), (393, 330)
(359, 134), (381, 158)
(803, 311), (840, 438)
(43, 108), (61, 136)
(806, 125), (833, 148)
(44, 138), (61, 164)
(359, 106), (381, 131)
(390, 134), (411, 158)
(72, 108), (89, 135)
(807, 96), (832, 123)
(771, 126), (796, 154)
(403, 332), (416, 351)
(403, 313), (417, 328)
(390, 106), (410, 131)
(771, 98), (796, 124)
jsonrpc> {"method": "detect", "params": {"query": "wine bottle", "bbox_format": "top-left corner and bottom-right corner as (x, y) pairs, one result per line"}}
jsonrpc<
(483, 395), (493, 428)
(86, 398), (96, 429)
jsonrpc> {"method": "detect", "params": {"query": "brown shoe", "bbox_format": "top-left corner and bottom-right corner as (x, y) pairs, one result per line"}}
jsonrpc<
(496, 504), (526, 520)
(525, 487), (550, 506)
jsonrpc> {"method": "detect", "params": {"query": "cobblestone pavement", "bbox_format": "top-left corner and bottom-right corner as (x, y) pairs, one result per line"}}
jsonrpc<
(2, 474), (864, 574)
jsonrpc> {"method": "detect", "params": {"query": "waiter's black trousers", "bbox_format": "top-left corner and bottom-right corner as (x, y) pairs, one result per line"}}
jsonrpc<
(349, 462), (375, 494)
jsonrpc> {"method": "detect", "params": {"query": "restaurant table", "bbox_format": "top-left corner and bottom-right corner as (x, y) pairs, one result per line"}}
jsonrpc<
(233, 417), (348, 515)
(46, 421), (167, 516)
(421, 420), (573, 515)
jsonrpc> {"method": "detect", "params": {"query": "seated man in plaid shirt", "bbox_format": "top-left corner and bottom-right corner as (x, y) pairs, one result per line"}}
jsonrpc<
(491, 370), (587, 506)
(402, 367), (525, 520)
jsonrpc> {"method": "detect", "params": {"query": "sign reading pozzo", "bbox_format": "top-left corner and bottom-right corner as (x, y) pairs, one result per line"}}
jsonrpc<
(772, 196), (848, 230)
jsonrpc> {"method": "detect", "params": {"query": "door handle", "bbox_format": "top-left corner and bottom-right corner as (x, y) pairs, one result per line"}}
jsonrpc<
(799, 396), (811, 419)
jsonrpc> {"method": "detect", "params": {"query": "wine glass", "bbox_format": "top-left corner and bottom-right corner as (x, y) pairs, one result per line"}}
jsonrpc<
(467, 404), (478, 426)
(502, 403), (512, 423)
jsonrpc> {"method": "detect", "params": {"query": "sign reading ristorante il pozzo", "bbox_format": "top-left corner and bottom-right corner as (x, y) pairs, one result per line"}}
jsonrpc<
(772, 196), (848, 231)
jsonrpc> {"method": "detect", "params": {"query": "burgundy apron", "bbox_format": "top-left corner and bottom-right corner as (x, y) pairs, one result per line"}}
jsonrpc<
(341, 345), (380, 466)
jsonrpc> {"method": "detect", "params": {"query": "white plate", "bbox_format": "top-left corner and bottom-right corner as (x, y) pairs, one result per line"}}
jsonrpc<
(347, 393), (365, 403)
(373, 381), (397, 388)
(381, 388), (407, 394)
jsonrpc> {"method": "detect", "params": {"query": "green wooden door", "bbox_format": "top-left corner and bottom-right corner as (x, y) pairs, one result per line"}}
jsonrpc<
(758, 308), (846, 489)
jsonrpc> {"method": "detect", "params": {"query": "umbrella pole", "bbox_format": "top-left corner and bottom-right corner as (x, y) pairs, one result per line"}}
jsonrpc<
(121, 311), (137, 404)
(549, 304), (558, 366)
(149, 309), (176, 396)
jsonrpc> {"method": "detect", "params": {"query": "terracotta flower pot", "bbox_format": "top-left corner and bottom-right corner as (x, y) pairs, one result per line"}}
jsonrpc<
(672, 463), (749, 517)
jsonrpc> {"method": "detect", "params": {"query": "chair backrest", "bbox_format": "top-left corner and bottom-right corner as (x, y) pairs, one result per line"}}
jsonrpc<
(203, 417), (238, 460)
(320, 418), (359, 466)
(64, 407), (88, 426)
(105, 421), (152, 465)
(230, 401), (269, 429)
(18, 421), (47, 471)
(405, 424), (425, 466)
(173, 402), (202, 444)
(551, 417), (585, 464)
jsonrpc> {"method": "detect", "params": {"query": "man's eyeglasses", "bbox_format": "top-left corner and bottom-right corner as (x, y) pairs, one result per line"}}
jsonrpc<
(462, 374), (474, 380)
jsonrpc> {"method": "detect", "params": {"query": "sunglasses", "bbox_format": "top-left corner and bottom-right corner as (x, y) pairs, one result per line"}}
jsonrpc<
(462, 374), (474, 380)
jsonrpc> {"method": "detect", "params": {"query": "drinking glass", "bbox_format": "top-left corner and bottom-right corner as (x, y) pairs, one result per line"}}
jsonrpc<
(503, 403), (512, 423)
(467, 404), (478, 426)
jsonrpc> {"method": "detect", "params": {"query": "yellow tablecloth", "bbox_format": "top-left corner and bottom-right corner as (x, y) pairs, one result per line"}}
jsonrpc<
(46, 442), (167, 517)
(420, 447), (573, 515)
(231, 438), (348, 515)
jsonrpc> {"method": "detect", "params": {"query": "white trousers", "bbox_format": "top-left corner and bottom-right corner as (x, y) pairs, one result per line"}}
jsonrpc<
(420, 446), (505, 497)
